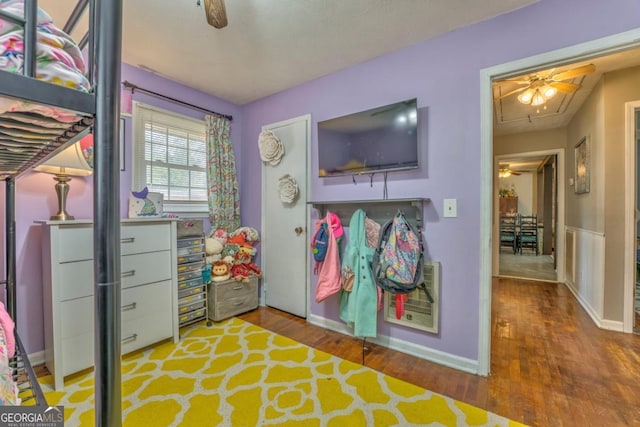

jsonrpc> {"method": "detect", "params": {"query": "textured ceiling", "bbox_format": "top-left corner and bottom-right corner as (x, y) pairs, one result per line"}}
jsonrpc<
(40, 0), (538, 105)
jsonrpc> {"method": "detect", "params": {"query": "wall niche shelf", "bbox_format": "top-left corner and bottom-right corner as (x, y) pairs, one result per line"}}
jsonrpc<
(308, 198), (429, 229)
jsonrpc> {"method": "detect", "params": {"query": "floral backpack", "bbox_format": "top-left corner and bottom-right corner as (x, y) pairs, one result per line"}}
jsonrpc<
(371, 211), (425, 295)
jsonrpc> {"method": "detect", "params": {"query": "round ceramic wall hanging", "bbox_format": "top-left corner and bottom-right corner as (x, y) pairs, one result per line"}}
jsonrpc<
(278, 174), (299, 203)
(258, 130), (284, 166)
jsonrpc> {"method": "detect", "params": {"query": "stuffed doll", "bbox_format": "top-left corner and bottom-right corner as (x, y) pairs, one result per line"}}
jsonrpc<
(211, 260), (231, 282)
(205, 237), (224, 265)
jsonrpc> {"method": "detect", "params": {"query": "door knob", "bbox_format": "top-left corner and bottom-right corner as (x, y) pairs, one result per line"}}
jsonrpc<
(294, 226), (303, 235)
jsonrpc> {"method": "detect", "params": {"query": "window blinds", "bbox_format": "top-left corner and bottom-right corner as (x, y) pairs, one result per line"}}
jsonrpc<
(132, 102), (208, 207)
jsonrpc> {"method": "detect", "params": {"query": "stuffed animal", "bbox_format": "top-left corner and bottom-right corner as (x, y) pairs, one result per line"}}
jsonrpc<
(230, 248), (262, 282)
(210, 228), (228, 245)
(205, 237), (224, 265)
(211, 260), (231, 282)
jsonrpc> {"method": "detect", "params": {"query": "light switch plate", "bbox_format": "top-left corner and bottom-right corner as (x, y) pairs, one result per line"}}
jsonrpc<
(444, 198), (457, 218)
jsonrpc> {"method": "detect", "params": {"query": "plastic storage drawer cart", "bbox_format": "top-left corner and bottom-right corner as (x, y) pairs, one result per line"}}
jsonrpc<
(176, 220), (208, 327)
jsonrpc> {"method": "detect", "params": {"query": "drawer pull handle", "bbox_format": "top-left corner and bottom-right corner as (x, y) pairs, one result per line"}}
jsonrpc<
(122, 333), (138, 343)
(121, 237), (135, 244)
(122, 270), (136, 278)
(121, 302), (137, 311)
(233, 301), (244, 306)
(232, 285), (243, 290)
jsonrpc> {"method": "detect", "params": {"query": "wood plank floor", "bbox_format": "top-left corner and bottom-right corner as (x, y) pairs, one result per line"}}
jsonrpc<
(238, 277), (640, 427)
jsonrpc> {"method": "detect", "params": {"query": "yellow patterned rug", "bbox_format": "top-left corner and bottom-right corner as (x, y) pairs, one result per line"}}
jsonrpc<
(40, 317), (524, 426)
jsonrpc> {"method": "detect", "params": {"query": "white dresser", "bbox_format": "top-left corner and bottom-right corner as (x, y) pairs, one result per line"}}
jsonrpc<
(40, 219), (179, 390)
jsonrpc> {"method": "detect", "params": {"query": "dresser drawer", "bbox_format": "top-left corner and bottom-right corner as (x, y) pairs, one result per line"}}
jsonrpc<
(122, 312), (173, 354)
(177, 253), (204, 264)
(177, 243), (204, 257)
(177, 269), (203, 284)
(58, 251), (172, 299)
(212, 293), (258, 321)
(59, 260), (93, 301)
(178, 284), (206, 300)
(177, 237), (205, 249)
(55, 223), (172, 263)
(121, 251), (172, 289)
(178, 276), (203, 291)
(122, 280), (172, 322)
(209, 277), (258, 321)
(61, 333), (93, 376)
(56, 226), (93, 263)
(212, 279), (257, 301)
(121, 223), (171, 255)
(60, 296), (93, 339)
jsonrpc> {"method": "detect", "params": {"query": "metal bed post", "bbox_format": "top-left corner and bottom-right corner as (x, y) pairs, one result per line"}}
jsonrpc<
(23, 0), (36, 78)
(5, 178), (15, 321)
(93, 0), (123, 425)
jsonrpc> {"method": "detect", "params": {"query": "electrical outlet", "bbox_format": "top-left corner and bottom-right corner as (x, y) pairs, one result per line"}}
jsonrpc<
(444, 198), (457, 218)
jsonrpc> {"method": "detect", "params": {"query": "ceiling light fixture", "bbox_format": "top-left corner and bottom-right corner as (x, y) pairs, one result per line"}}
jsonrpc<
(498, 167), (511, 178)
(516, 82), (558, 112)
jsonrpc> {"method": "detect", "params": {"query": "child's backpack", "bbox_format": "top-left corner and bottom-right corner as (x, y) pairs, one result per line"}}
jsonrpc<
(371, 211), (425, 295)
(311, 222), (329, 262)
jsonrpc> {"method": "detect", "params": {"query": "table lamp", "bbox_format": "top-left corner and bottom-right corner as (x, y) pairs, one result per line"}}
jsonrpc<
(34, 135), (93, 220)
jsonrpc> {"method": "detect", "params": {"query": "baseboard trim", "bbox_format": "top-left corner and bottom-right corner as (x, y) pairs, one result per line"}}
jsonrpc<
(307, 313), (479, 375)
(27, 350), (45, 368)
(562, 282), (624, 332)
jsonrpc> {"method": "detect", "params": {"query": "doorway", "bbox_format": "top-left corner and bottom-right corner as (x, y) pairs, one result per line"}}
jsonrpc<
(496, 152), (559, 282)
(480, 28), (640, 376)
(637, 108), (640, 334)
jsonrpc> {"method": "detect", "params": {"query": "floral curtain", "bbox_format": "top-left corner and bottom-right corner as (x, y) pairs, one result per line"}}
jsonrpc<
(206, 115), (240, 232)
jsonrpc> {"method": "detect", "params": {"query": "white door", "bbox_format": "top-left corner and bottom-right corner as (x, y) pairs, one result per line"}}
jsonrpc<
(261, 115), (310, 317)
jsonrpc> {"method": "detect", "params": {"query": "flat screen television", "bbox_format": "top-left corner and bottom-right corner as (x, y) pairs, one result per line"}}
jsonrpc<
(317, 98), (418, 177)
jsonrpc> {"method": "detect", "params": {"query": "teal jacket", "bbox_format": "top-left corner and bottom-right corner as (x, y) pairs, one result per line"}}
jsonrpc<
(339, 209), (377, 337)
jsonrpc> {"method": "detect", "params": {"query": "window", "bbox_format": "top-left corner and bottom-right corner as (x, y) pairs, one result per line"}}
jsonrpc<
(132, 102), (208, 213)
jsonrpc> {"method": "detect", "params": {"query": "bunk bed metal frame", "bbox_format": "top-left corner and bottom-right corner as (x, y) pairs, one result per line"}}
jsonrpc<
(0, 1), (123, 425)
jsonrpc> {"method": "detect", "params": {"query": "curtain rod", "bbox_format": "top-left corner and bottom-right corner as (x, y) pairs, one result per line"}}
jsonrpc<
(122, 81), (233, 121)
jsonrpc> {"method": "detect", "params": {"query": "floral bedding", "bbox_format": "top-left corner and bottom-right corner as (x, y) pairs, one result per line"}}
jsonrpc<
(0, 0), (89, 119)
(0, 302), (19, 405)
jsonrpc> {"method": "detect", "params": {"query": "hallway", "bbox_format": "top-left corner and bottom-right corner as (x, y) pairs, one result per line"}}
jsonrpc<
(499, 252), (556, 281)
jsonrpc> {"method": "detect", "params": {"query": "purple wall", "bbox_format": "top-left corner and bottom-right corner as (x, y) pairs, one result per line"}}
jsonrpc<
(4, 0), (639, 363)
(240, 0), (640, 360)
(4, 63), (241, 354)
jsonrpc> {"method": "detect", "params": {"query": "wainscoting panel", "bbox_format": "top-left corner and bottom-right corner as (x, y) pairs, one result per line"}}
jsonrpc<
(565, 229), (575, 285)
(564, 226), (605, 326)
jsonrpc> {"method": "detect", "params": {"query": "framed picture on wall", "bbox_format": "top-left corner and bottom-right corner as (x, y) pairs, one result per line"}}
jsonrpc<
(574, 136), (590, 194)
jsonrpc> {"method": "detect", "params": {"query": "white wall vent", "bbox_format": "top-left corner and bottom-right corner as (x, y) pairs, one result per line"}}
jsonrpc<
(384, 260), (439, 333)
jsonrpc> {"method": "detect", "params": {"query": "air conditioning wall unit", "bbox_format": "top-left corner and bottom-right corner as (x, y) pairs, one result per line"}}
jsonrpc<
(384, 260), (439, 333)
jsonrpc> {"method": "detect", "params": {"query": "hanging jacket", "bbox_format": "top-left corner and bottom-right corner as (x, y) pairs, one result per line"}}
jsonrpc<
(315, 211), (342, 302)
(339, 209), (378, 337)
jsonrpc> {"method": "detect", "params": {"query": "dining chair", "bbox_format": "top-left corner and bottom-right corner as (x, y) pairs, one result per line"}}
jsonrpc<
(519, 215), (538, 255)
(500, 215), (518, 254)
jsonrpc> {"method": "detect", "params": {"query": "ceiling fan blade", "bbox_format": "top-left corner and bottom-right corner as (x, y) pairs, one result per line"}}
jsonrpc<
(203, 0), (228, 29)
(494, 78), (530, 88)
(496, 86), (528, 99)
(551, 64), (595, 81)
(549, 81), (580, 94)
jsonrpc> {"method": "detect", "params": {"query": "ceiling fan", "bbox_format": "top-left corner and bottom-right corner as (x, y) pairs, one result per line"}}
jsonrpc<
(201, 0), (228, 29)
(499, 165), (521, 178)
(495, 63), (596, 106)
